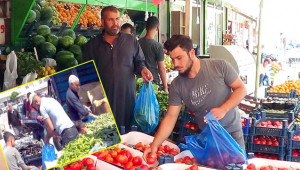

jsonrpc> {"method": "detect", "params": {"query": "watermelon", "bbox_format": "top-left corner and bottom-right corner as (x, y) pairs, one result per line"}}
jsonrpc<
(40, 6), (53, 21)
(39, 42), (56, 59)
(69, 45), (82, 57)
(46, 34), (59, 47)
(34, 10), (41, 21)
(26, 10), (36, 23)
(55, 50), (78, 69)
(37, 25), (51, 36)
(75, 35), (88, 46)
(32, 3), (41, 11)
(75, 55), (83, 64)
(59, 36), (74, 48)
(32, 35), (45, 47)
(62, 29), (76, 40)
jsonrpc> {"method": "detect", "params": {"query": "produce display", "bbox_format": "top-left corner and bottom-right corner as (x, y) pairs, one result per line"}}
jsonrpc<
(253, 135), (280, 146)
(164, 54), (174, 73)
(174, 156), (197, 165)
(58, 113), (120, 164)
(245, 163), (295, 170)
(63, 157), (96, 170)
(124, 142), (179, 157)
(256, 120), (284, 129)
(93, 147), (151, 169)
(268, 80), (300, 94)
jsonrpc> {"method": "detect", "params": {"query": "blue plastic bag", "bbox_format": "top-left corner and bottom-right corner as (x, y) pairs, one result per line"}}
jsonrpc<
(133, 82), (159, 134)
(42, 143), (57, 169)
(185, 112), (247, 169)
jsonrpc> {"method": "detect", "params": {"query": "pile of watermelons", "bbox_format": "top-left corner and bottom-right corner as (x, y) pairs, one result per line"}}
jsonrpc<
(31, 25), (87, 70)
(26, 0), (88, 71)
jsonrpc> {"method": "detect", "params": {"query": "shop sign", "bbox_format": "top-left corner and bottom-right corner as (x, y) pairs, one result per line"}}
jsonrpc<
(0, 18), (4, 44)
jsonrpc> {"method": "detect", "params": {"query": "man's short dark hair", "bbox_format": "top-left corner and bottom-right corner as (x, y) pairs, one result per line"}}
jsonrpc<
(146, 16), (159, 30)
(121, 23), (135, 34)
(164, 35), (193, 54)
(101, 6), (119, 19)
(4, 131), (15, 143)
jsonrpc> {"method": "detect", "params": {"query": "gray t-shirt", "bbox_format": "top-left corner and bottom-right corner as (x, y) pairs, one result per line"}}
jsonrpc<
(169, 59), (241, 133)
(138, 38), (164, 84)
(3, 146), (28, 170)
(40, 97), (74, 135)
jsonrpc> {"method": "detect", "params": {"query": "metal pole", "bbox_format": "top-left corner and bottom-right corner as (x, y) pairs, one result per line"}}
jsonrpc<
(255, 0), (264, 98)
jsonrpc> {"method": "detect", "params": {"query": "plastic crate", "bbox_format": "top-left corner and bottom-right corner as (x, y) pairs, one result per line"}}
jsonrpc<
(250, 144), (285, 155)
(287, 124), (300, 149)
(250, 112), (290, 137)
(263, 110), (294, 119)
(286, 155), (300, 162)
(24, 153), (42, 164)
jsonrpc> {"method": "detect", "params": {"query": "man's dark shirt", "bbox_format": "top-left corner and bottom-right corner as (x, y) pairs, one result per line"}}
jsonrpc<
(83, 31), (146, 129)
(66, 88), (89, 121)
(8, 109), (21, 127)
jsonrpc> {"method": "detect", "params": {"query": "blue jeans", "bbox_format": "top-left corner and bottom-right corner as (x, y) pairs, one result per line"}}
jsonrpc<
(259, 74), (270, 86)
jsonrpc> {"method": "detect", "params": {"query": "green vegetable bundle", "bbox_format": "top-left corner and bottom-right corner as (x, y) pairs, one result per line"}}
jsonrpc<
(15, 51), (45, 77)
(58, 113), (121, 164)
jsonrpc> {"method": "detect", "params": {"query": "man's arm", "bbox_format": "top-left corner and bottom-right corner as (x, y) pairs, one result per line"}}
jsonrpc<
(15, 148), (31, 170)
(68, 94), (96, 119)
(143, 105), (181, 160)
(43, 118), (55, 143)
(210, 77), (247, 120)
(157, 61), (168, 93)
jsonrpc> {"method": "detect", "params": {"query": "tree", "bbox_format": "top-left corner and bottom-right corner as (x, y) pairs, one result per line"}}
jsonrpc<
(10, 91), (19, 101)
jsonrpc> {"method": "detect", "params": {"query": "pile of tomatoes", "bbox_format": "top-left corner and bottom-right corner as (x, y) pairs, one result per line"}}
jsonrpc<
(175, 156), (197, 165)
(246, 163), (300, 170)
(131, 142), (179, 157)
(63, 157), (96, 170)
(257, 120), (284, 129)
(93, 147), (148, 170)
(253, 135), (280, 146)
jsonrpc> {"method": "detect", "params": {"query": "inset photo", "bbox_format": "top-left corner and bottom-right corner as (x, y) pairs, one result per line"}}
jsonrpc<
(0, 61), (121, 170)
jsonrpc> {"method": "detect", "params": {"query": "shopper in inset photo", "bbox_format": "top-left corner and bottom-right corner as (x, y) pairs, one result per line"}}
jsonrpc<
(29, 93), (78, 147)
(139, 16), (168, 93)
(83, 6), (153, 131)
(143, 35), (247, 159)
(7, 103), (23, 138)
(66, 75), (97, 132)
(3, 131), (39, 170)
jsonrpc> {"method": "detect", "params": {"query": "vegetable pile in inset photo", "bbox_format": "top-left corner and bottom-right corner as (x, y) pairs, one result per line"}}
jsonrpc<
(58, 113), (121, 164)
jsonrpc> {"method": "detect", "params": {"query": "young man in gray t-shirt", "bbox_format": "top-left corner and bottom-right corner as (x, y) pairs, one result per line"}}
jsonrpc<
(143, 35), (247, 159)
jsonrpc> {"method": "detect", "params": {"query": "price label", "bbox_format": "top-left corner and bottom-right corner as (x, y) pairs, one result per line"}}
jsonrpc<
(0, 18), (5, 44)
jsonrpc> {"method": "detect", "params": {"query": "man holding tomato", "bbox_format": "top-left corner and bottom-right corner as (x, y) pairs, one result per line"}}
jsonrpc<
(143, 35), (247, 160)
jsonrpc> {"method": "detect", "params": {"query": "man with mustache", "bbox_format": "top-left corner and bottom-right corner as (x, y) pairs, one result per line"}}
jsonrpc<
(143, 35), (247, 159)
(83, 6), (153, 131)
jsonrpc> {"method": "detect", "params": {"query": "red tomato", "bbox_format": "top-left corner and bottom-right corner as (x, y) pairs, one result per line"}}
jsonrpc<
(185, 123), (191, 129)
(148, 153), (157, 160)
(187, 164), (199, 170)
(110, 150), (118, 158)
(64, 165), (71, 170)
(146, 157), (156, 164)
(124, 161), (133, 169)
(135, 142), (144, 148)
(122, 150), (133, 161)
(97, 150), (109, 160)
(247, 163), (256, 170)
(88, 166), (96, 170)
(169, 148), (179, 156)
(272, 141), (279, 146)
(158, 146), (164, 152)
(69, 161), (82, 170)
(163, 145), (170, 153)
(132, 156), (142, 166)
(82, 158), (94, 167)
(157, 151), (163, 157)
(140, 164), (149, 169)
(105, 154), (114, 163)
(260, 166), (268, 170)
(114, 147), (122, 153)
(116, 155), (129, 164)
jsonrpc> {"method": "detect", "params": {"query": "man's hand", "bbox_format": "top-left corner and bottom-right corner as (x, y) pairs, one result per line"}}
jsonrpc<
(9, 125), (12, 129)
(20, 120), (24, 126)
(210, 106), (228, 120)
(143, 146), (158, 162)
(92, 114), (98, 119)
(84, 105), (90, 111)
(141, 67), (153, 82)
(37, 116), (43, 122)
(25, 116), (28, 119)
